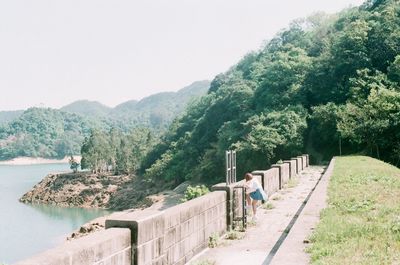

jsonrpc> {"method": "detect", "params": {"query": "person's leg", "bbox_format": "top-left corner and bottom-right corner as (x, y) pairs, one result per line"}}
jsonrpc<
(246, 194), (253, 217)
(246, 194), (251, 208)
(252, 199), (258, 216)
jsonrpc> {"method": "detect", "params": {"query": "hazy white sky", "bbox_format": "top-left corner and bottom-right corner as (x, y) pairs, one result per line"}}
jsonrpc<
(0, 0), (364, 111)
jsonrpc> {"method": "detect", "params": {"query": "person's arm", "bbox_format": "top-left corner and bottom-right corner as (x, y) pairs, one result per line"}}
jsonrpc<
(246, 180), (257, 193)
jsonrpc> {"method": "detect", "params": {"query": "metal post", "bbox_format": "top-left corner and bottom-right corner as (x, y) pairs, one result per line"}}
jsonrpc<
(226, 151), (231, 185)
(232, 151), (236, 183)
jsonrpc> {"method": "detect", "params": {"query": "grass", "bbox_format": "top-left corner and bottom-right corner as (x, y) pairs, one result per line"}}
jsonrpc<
(307, 156), (400, 264)
(191, 260), (216, 265)
(262, 201), (275, 210)
(225, 230), (245, 240)
(208, 232), (219, 248)
(271, 194), (282, 201)
(286, 177), (299, 188)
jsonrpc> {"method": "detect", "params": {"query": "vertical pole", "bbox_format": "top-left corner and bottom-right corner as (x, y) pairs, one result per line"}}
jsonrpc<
(243, 186), (247, 229)
(226, 150), (233, 185)
(232, 151), (236, 183)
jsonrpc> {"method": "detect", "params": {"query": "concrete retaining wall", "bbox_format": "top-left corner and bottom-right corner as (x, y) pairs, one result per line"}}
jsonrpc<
(283, 160), (297, 179)
(271, 163), (290, 186)
(252, 168), (280, 197)
(106, 191), (227, 265)
(15, 154), (310, 265)
(14, 228), (131, 265)
(301, 155), (307, 169)
(294, 157), (302, 172)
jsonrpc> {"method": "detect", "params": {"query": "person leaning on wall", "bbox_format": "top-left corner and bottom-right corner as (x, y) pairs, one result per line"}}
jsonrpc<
(244, 172), (268, 222)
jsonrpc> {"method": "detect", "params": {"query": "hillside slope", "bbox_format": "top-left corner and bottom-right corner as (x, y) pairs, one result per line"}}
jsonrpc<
(141, 0), (400, 185)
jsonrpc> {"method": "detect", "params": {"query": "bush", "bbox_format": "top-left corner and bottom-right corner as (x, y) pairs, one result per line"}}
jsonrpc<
(208, 232), (219, 248)
(182, 185), (209, 201)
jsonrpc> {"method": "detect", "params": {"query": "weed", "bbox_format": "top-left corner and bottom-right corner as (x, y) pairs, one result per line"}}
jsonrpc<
(271, 195), (282, 201)
(208, 232), (219, 248)
(225, 230), (245, 240)
(262, 202), (275, 210)
(286, 178), (299, 188)
(247, 219), (257, 227)
(181, 185), (209, 202)
(191, 259), (216, 265)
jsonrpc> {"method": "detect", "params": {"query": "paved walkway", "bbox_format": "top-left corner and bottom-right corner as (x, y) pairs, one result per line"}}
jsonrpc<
(189, 164), (331, 265)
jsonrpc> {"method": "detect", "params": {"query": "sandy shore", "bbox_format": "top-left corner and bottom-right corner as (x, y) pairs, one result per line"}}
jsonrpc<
(0, 156), (81, 166)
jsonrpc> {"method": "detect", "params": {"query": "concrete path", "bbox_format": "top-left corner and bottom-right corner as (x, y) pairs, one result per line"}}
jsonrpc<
(270, 159), (334, 265)
(189, 165), (328, 265)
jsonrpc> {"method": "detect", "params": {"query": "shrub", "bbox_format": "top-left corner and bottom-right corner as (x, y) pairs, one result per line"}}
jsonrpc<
(208, 232), (219, 248)
(182, 185), (209, 202)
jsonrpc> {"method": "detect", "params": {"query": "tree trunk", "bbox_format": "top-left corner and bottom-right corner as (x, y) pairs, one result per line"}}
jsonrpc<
(376, 144), (380, 159)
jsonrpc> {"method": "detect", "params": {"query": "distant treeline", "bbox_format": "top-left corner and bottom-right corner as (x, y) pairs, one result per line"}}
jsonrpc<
(0, 81), (209, 160)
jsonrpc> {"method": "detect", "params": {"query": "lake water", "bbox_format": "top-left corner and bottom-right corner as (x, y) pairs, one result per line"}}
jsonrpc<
(0, 164), (110, 264)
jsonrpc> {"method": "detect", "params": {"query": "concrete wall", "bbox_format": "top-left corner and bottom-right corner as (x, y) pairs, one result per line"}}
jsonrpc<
(252, 168), (280, 197)
(272, 163), (290, 186)
(15, 228), (131, 265)
(301, 155), (307, 169)
(106, 191), (227, 265)
(283, 160), (297, 179)
(15, 154), (310, 265)
(294, 157), (303, 172)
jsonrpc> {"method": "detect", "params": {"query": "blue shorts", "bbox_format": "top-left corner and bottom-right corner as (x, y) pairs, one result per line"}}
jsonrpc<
(250, 188), (264, 200)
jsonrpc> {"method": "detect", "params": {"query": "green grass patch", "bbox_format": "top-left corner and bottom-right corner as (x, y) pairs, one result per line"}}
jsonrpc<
(225, 230), (245, 240)
(208, 232), (219, 248)
(262, 202), (275, 210)
(307, 156), (400, 264)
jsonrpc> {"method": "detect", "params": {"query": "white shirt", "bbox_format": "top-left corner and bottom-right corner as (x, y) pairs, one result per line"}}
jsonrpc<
(245, 178), (262, 194)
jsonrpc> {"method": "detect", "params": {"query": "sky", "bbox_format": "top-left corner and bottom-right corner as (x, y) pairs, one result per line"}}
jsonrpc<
(0, 0), (365, 111)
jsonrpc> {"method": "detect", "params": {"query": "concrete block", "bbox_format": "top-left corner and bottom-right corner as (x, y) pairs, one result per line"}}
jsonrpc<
(164, 207), (181, 229)
(152, 254), (166, 265)
(180, 218), (196, 239)
(136, 241), (152, 265)
(164, 226), (181, 249)
(198, 211), (206, 228)
(105, 209), (163, 245)
(293, 157), (302, 172)
(301, 154), (307, 168)
(166, 245), (180, 264)
(296, 156), (304, 171)
(271, 164), (283, 189)
(283, 160), (296, 179)
(15, 228), (131, 265)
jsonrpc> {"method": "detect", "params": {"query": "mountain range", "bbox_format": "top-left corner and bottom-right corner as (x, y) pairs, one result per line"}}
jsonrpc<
(0, 80), (210, 160)
(0, 80), (210, 126)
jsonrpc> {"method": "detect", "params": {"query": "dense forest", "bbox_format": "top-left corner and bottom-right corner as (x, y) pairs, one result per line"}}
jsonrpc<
(0, 81), (209, 160)
(0, 108), (93, 159)
(133, 0), (400, 185)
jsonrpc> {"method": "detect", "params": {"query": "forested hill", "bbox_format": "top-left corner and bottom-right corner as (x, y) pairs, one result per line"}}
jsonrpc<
(0, 81), (210, 160)
(0, 108), (93, 159)
(60, 100), (112, 118)
(61, 80), (210, 130)
(140, 0), (400, 185)
(0, 110), (24, 124)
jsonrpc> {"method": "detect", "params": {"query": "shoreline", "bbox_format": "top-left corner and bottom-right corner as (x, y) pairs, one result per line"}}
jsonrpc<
(0, 156), (81, 166)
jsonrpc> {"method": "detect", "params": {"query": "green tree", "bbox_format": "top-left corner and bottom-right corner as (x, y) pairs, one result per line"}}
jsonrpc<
(69, 156), (80, 173)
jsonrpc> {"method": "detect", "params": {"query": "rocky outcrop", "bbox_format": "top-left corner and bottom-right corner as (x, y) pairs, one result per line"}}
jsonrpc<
(20, 172), (132, 208)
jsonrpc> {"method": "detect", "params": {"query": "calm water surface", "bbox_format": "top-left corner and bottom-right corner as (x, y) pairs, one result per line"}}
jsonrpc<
(0, 164), (110, 264)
